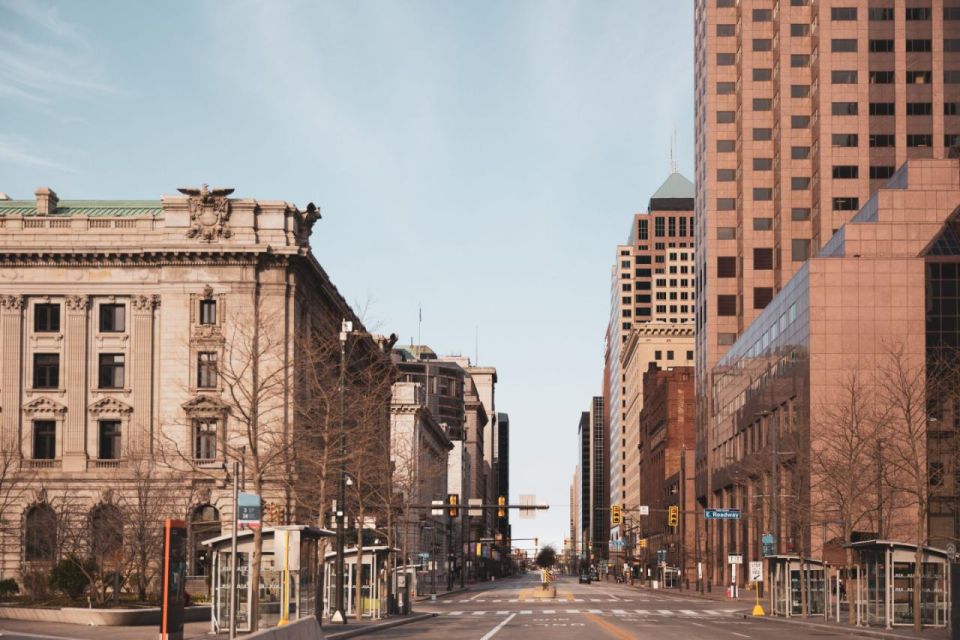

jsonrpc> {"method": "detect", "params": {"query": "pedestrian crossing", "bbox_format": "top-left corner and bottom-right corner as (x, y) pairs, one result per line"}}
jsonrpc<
(443, 596), (706, 604)
(443, 608), (736, 618)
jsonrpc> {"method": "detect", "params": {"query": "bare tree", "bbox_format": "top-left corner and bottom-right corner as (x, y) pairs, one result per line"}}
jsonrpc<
(0, 435), (34, 581)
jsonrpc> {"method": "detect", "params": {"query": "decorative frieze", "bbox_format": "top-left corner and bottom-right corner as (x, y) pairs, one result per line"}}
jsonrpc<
(131, 294), (161, 312)
(0, 295), (23, 311)
(65, 295), (89, 312)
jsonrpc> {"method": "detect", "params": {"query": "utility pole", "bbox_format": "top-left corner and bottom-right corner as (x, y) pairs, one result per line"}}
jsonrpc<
(229, 460), (239, 640)
(332, 320), (350, 624)
(770, 411), (780, 556)
(680, 444), (686, 591)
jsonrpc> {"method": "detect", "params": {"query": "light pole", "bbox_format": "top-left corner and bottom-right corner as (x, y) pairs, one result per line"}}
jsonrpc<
(332, 320), (352, 624)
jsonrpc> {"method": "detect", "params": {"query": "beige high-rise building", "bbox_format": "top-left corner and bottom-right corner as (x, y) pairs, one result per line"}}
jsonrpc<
(694, 0), (960, 523)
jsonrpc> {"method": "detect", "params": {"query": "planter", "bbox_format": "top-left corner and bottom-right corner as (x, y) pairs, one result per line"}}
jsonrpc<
(0, 604), (210, 626)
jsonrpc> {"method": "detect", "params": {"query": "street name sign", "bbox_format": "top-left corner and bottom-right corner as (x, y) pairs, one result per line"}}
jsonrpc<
(238, 492), (261, 529)
(705, 508), (741, 520)
(728, 554), (743, 565)
(638, 505), (650, 516)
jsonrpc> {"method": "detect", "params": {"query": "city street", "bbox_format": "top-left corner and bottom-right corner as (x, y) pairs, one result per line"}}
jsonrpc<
(382, 573), (869, 640)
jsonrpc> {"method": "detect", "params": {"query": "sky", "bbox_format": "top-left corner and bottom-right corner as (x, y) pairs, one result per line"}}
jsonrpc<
(0, 0), (694, 550)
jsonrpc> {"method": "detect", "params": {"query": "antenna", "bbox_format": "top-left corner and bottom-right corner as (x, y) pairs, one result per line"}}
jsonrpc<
(475, 326), (479, 365)
(670, 129), (678, 174)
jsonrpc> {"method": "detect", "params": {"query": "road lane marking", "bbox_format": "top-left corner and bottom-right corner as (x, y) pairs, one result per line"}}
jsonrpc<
(680, 609), (700, 615)
(496, 610), (509, 615)
(731, 633), (750, 639)
(566, 608), (580, 613)
(449, 611), (463, 615)
(479, 612), (516, 640)
(587, 608), (603, 614)
(543, 609), (555, 614)
(519, 609), (532, 614)
(583, 612), (637, 640)
(657, 609), (674, 615)
(612, 609), (627, 615)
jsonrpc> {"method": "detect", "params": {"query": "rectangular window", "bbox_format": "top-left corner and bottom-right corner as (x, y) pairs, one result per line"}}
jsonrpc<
(717, 53), (736, 65)
(790, 23), (810, 37)
(718, 332), (737, 345)
(197, 352), (218, 389)
(946, 103), (960, 116)
(666, 350), (674, 360)
(753, 157), (772, 170)
(907, 71), (932, 84)
(33, 421), (56, 460)
(832, 133), (859, 147)
(194, 419), (219, 461)
(99, 304), (126, 333)
(869, 70), (894, 84)
(754, 287), (774, 309)
(831, 7), (857, 20)
(753, 98), (772, 111)
(833, 165), (859, 179)
(753, 38), (772, 52)
(906, 39), (932, 52)
(869, 7), (894, 20)
(753, 218), (773, 230)
(717, 257), (737, 278)
(716, 23), (736, 36)
(686, 351), (694, 361)
(791, 115), (810, 128)
(655, 217), (665, 237)
(752, 9), (771, 21)
(200, 299), (217, 325)
(946, 39), (960, 52)
(717, 81), (735, 94)
(668, 217), (676, 236)
(947, 7), (960, 19)
(906, 103), (932, 117)
(716, 197), (736, 210)
(791, 146), (810, 159)
(654, 350), (662, 360)
(791, 55), (810, 68)
(870, 165), (896, 180)
(791, 85), (810, 98)
(754, 248), (773, 270)
(717, 111), (736, 123)
(833, 197), (860, 211)
(832, 70), (858, 84)
(33, 353), (59, 389)
(792, 239), (811, 262)
(869, 102), (895, 116)
(753, 128), (772, 141)
(679, 216), (687, 237)
(638, 219), (648, 240)
(753, 188), (773, 201)
(717, 168), (736, 181)
(717, 295), (737, 316)
(906, 7), (931, 20)
(753, 68), (772, 81)
(869, 39), (894, 52)
(792, 207), (811, 221)
(717, 139), (735, 152)
(791, 177), (811, 189)
(717, 227), (737, 240)
(945, 70), (960, 84)
(832, 39), (857, 52)
(870, 134), (895, 147)
(98, 353), (125, 389)
(98, 421), (121, 460)
(34, 303), (60, 333)
(717, 0), (734, 7)
(907, 134), (933, 147)
(947, 134), (960, 147)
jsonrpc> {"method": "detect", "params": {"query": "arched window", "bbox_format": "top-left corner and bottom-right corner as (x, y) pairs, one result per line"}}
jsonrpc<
(24, 504), (57, 562)
(188, 504), (220, 577)
(89, 504), (124, 563)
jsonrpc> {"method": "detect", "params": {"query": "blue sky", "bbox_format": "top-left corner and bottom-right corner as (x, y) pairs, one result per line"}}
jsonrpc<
(0, 0), (694, 549)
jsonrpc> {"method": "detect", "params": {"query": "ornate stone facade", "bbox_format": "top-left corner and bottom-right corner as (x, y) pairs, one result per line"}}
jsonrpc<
(0, 186), (371, 587)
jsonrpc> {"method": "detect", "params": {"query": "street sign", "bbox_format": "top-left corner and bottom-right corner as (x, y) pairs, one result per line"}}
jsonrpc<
(728, 554), (743, 565)
(238, 492), (261, 529)
(431, 499), (444, 516)
(749, 561), (763, 582)
(468, 498), (483, 517)
(639, 505), (650, 516)
(706, 508), (741, 520)
(519, 494), (535, 519)
(761, 533), (775, 556)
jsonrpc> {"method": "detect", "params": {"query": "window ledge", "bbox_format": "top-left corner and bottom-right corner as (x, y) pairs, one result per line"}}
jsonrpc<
(25, 459), (61, 470)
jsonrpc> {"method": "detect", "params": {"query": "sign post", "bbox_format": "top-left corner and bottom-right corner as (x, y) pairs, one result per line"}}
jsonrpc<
(749, 561), (765, 616)
(728, 554), (742, 599)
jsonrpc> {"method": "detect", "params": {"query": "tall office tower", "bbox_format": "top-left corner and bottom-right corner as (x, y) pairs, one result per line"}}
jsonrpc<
(606, 173), (695, 560)
(578, 412), (591, 561)
(694, 0), (960, 521)
(589, 396), (609, 561)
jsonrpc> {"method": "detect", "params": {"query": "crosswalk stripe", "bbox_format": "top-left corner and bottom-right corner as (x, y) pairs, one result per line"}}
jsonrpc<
(658, 609), (674, 615)
(706, 610), (724, 615)
(496, 610), (509, 615)
(680, 609), (700, 616)
(449, 611), (463, 616)
(612, 609), (627, 615)
(472, 611), (486, 615)
(543, 609), (555, 614)
(566, 609), (579, 613)
(587, 608), (602, 614)
(520, 610), (532, 615)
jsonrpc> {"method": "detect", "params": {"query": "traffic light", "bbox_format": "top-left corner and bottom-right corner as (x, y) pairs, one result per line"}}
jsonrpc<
(668, 505), (679, 528)
(611, 504), (622, 526)
(497, 495), (507, 519)
(638, 538), (648, 549)
(447, 493), (459, 518)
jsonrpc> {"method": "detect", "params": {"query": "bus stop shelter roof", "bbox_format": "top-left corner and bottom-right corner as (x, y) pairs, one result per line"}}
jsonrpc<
(202, 525), (334, 548)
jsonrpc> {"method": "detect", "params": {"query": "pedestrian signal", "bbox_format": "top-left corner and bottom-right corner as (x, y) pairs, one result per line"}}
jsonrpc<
(611, 504), (622, 526)
(668, 505), (679, 527)
(447, 493), (459, 518)
(497, 495), (507, 519)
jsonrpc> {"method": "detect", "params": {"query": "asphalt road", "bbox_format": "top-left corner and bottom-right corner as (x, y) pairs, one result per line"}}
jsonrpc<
(379, 573), (873, 640)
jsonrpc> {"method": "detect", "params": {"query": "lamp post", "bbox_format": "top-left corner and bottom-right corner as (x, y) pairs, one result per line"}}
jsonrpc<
(332, 320), (352, 624)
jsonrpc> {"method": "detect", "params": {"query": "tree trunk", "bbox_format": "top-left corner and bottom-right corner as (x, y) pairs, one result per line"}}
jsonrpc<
(913, 521), (923, 631)
(355, 512), (364, 622)
(845, 543), (855, 625)
(250, 523), (262, 630)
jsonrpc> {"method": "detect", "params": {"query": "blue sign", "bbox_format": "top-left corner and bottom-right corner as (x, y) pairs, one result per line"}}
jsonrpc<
(238, 492), (261, 529)
(704, 508), (741, 520)
(762, 533), (775, 556)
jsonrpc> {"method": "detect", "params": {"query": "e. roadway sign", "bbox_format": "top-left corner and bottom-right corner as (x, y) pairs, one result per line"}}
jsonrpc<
(705, 508), (741, 520)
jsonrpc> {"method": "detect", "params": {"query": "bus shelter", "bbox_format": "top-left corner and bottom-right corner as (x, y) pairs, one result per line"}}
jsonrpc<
(204, 525), (332, 634)
(323, 546), (396, 620)
(846, 540), (952, 629)
(767, 555), (826, 617)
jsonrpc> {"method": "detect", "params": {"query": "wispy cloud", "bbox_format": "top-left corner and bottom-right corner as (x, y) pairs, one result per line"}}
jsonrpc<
(0, 135), (77, 173)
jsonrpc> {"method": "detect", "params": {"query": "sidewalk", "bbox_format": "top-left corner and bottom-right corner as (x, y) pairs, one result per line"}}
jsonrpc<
(325, 612), (436, 639)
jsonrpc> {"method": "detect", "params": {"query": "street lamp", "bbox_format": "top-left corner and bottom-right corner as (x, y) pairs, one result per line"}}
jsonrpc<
(332, 320), (353, 624)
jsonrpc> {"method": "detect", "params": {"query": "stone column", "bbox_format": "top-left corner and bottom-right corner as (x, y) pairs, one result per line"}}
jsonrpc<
(130, 294), (158, 454)
(62, 295), (89, 471)
(0, 295), (23, 447)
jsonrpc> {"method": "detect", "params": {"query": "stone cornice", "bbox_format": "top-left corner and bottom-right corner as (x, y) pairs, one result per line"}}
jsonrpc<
(0, 248), (300, 268)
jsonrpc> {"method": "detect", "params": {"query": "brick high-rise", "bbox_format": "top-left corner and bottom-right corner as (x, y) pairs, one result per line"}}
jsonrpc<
(694, 0), (960, 528)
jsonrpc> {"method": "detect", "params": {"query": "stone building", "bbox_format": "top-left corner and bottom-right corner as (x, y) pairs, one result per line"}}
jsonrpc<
(0, 185), (383, 590)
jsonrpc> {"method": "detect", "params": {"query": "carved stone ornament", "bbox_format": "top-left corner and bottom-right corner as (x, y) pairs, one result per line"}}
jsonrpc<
(182, 394), (230, 418)
(194, 486), (213, 505)
(99, 489), (115, 505)
(32, 487), (48, 506)
(0, 295), (23, 311)
(131, 294), (160, 312)
(178, 184), (235, 242)
(192, 324), (223, 342)
(202, 285), (214, 300)
(88, 397), (134, 415)
(65, 295), (89, 312)
(23, 397), (67, 415)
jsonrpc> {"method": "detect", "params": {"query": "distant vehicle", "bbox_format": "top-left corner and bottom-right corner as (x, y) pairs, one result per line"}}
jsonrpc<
(589, 568), (598, 581)
(579, 571), (591, 584)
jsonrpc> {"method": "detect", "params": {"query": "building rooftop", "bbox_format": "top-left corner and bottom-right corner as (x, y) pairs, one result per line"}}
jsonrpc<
(0, 199), (163, 217)
(648, 172), (694, 212)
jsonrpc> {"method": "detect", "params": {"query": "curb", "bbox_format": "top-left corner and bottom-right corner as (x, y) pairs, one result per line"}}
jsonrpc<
(326, 612), (437, 639)
(738, 612), (950, 640)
